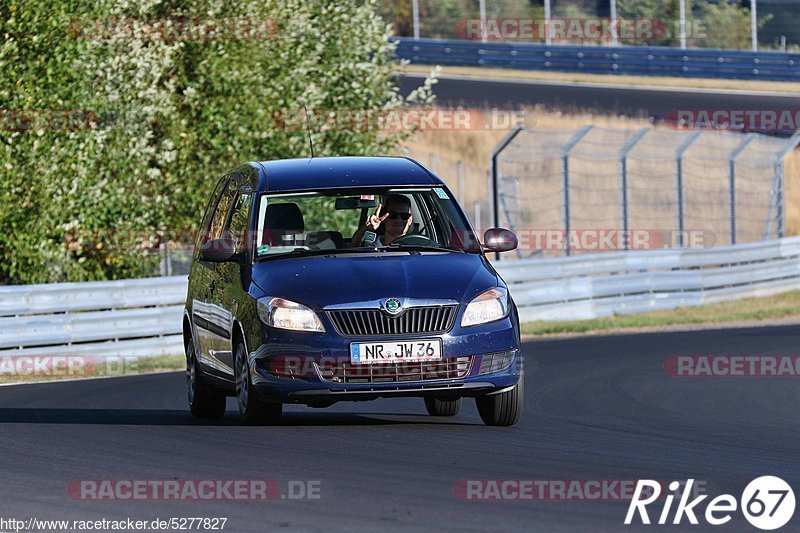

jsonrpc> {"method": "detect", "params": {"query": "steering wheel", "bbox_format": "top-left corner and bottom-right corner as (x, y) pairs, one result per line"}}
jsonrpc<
(388, 234), (437, 246)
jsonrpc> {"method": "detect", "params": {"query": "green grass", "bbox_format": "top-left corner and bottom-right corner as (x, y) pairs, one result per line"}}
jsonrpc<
(521, 290), (800, 336)
(0, 354), (185, 385)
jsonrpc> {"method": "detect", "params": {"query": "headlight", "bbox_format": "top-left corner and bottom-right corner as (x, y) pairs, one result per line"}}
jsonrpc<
(257, 297), (325, 332)
(461, 287), (509, 327)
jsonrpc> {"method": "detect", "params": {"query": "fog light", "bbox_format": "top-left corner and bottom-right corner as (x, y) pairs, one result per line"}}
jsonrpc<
(266, 356), (315, 380)
(478, 350), (516, 375)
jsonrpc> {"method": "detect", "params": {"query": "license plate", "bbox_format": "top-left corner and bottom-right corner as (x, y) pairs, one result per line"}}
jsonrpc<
(350, 339), (442, 364)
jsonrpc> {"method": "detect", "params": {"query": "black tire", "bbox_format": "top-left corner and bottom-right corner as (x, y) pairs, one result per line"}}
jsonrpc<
(235, 341), (282, 425)
(424, 397), (462, 416)
(475, 377), (524, 427)
(186, 338), (226, 418)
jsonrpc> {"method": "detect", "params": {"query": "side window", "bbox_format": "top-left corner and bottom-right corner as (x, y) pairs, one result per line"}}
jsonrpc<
(413, 193), (437, 240)
(409, 194), (426, 236)
(208, 179), (238, 241)
(229, 193), (253, 253)
(196, 176), (229, 249)
(422, 193), (455, 245)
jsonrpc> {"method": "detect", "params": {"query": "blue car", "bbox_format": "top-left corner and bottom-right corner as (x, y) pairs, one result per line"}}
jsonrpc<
(183, 156), (523, 426)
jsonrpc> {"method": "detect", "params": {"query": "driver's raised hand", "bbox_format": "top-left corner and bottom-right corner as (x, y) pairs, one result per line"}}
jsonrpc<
(367, 203), (389, 231)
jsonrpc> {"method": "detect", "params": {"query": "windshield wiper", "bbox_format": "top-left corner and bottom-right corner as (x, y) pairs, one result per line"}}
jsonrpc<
(383, 244), (466, 253)
(254, 247), (378, 262)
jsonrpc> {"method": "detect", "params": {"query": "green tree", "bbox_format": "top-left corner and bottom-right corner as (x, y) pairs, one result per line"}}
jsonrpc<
(0, 0), (436, 284)
(696, 1), (759, 50)
(618, 0), (758, 49)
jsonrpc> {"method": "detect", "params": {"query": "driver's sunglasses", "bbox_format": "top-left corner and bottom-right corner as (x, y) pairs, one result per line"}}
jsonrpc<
(387, 211), (411, 221)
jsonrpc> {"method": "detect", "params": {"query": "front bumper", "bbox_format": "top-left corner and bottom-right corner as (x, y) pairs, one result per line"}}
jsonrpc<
(248, 315), (522, 405)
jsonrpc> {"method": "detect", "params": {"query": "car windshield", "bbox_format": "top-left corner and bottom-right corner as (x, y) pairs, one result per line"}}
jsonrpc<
(253, 187), (481, 259)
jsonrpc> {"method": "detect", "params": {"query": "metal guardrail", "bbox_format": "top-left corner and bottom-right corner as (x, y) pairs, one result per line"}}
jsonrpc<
(495, 236), (800, 322)
(0, 276), (187, 357)
(1, 237), (799, 357)
(394, 38), (800, 81)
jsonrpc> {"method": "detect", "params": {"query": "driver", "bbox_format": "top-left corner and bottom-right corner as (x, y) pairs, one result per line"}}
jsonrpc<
(352, 194), (413, 246)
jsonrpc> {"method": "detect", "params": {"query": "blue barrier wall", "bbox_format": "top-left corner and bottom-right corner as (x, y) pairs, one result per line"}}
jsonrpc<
(393, 38), (800, 82)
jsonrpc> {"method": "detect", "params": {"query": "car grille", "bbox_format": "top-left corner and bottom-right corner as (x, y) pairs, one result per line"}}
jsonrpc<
(316, 357), (472, 384)
(327, 305), (458, 337)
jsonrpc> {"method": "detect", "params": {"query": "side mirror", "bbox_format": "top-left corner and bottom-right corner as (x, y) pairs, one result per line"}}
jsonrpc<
(199, 237), (237, 262)
(482, 228), (518, 253)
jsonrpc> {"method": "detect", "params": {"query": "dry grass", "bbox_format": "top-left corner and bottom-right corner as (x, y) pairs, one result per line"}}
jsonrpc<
(786, 150), (800, 236)
(395, 106), (800, 239)
(0, 355), (184, 385)
(399, 64), (800, 94)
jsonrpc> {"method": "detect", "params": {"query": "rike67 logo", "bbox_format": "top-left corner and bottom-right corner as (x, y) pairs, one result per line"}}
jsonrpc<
(626, 477), (795, 530)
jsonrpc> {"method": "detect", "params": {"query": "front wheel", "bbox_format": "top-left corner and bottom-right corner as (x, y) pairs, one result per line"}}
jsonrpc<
(235, 342), (282, 425)
(475, 378), (523, 426)
(186, 338), (226, 418)
(424, 397), (462, 416)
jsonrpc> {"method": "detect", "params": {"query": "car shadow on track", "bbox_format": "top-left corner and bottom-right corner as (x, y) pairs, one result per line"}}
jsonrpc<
(0, 408), (479, 426)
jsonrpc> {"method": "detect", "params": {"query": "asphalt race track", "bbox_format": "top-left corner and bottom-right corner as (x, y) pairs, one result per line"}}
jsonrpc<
(397, 73), (800, 119)
(1, 324), (798, 532)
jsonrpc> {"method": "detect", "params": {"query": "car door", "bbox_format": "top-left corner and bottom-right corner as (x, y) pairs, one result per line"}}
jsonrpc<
(189, 175), (226, 366)
(193, 175), (238, 379)
(214, 184), (255, 371)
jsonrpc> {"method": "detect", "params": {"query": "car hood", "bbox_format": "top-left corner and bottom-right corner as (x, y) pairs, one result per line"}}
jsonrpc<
(250, 252), (498, 309)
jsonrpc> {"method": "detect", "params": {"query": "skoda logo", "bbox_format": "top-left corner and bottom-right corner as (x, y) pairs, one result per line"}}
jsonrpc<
(383, 298), (402, 315)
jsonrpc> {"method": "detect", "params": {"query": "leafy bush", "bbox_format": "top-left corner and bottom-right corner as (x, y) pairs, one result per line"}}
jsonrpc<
(0, 0), (435, 284)
(619, 0), (764, 49)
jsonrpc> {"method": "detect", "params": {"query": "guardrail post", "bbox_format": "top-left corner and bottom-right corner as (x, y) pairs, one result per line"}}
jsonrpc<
(497, 178), (523, 260)
(767, 132), (800, 239)
(457, 160), (465, 202)
(561, 126), (592, 256)
(728, 134), (756, 245)
(675, 131), (702, 247)
(544, 0), (552, 46)
(679, 0), (687, 49)
(489, 127), (524, 260)
(412, 0), (419, 39)
(610, 0), (618, 47)
(619, 128), (649, 251)
(159, 243), (170, 277)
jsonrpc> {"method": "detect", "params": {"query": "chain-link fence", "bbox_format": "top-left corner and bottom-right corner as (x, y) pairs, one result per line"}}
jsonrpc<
(380, 0), (800, 51)
(491, 126), (800, 258)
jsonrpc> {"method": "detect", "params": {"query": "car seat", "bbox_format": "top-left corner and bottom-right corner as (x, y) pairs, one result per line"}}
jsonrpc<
(261, 203), (304, 246)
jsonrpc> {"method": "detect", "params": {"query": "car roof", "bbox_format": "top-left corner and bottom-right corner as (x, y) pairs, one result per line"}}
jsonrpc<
(248, 156), (443, 193)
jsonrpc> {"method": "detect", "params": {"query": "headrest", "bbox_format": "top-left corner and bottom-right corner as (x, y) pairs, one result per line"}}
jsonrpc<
(263, 203), (304, 235)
